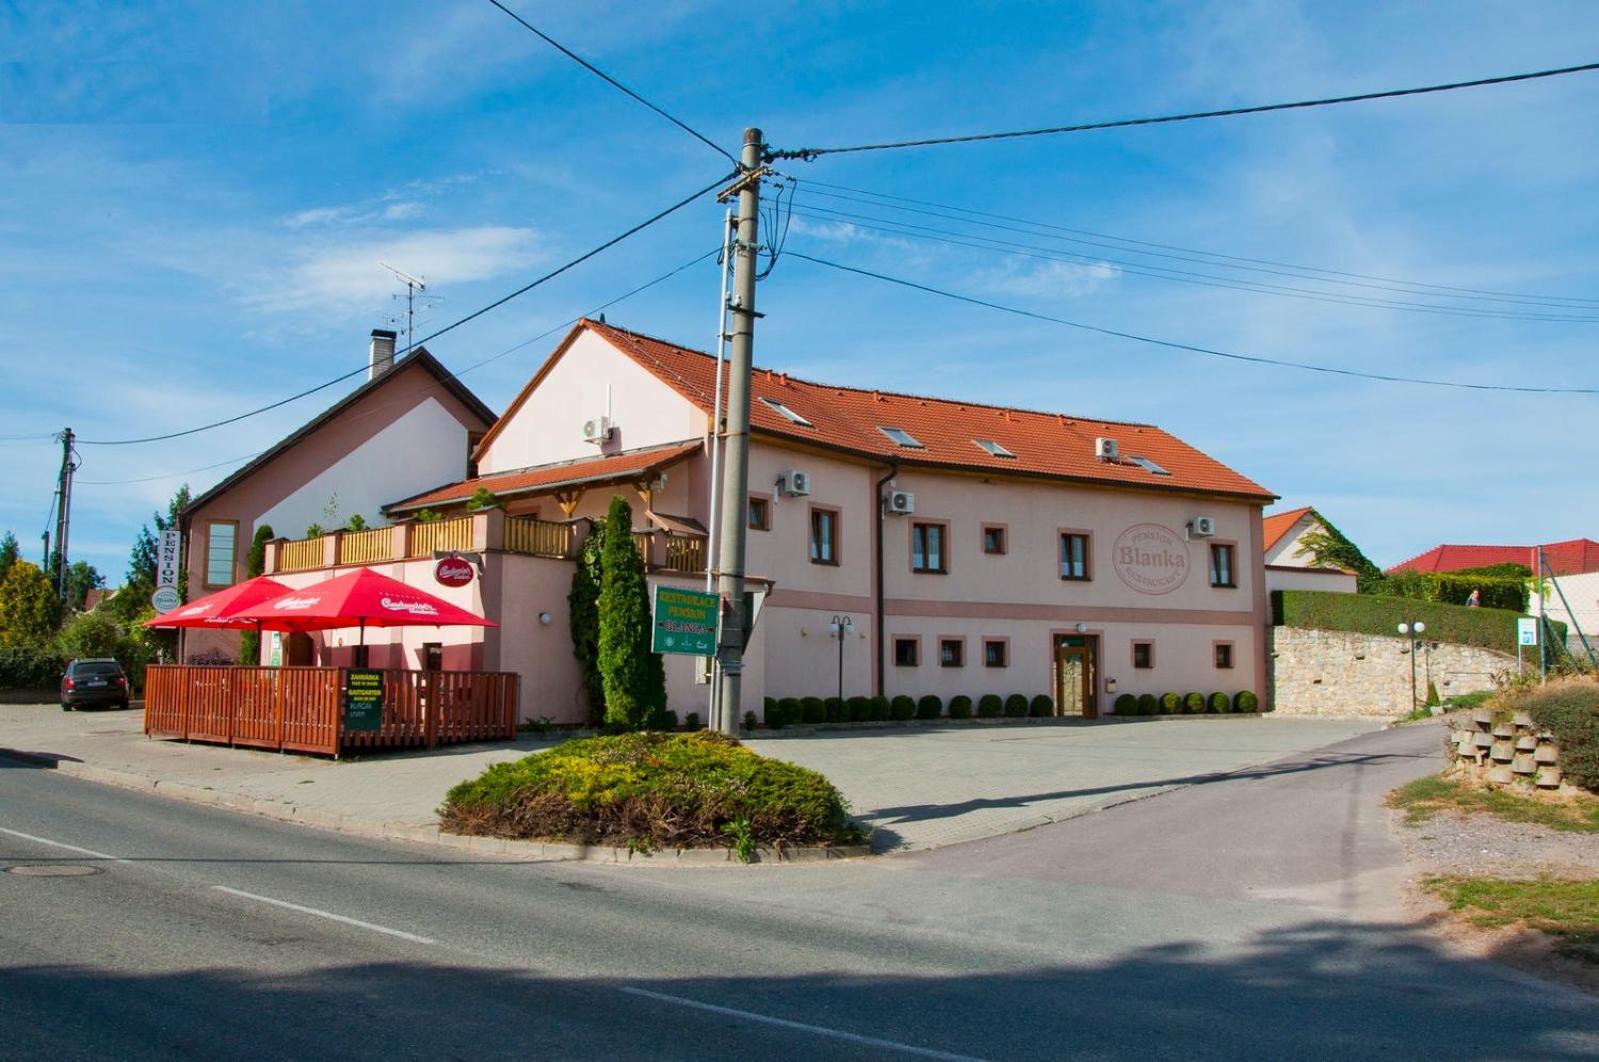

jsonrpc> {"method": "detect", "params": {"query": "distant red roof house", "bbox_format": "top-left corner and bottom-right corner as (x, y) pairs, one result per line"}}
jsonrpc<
(1262, 506), (1314, 554)
(1386, 539), (1599, 576)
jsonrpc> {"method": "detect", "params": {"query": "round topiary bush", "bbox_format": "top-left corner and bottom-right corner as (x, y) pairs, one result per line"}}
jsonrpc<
(645, 707), (678, 731)
(742, 710), (757, 731)
(441, 731), (865, 850)
(1029, 693), (1053, 718)
(1208, 692), (1229, 714)
(1234, 690), (1259, 714)
(890, 694), (917, 720)
(868, 695), (891, 721)
(1524, 679), (1599, 792)
(1182, 692), (1205, 714)
(762, 698), (779, 728)
(1003, 693), (1029, 718)
(948, 694), (973, 719)
(1159, 692), (1181, 715)
(824, 697), (846, 723)
(916, 694), (943, 720)
(800, 697), (826, 724)
(1137, 693), (1158, 716)
(777, 697), (801, 728)
(684, 712), (702, 730)
(1114, 693), (1138, 715)
(977, 693), (1003, 718)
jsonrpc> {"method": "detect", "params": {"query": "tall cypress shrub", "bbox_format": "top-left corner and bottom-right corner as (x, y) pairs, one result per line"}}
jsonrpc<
(597, 497), (664, 729)
(567, 515), (607, 725)
(238, 524), (274, 665)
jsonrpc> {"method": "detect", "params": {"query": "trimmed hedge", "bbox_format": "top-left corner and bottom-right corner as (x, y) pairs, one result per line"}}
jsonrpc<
(777, 697), (801, 728)
(847, 696), (871, 722)
(0, 645), (67, 691)
(949, 694), (973, 719)
(1160, 692), (1181, 714)
(890, 694), (916, 720)
(1003, 693), (1029, 718)
(1274, 589), (1562, 655)
(1114, 693), (1137, 715)
(1234, 690), (1260, 713)
(824, 697), (846, 723)
(1137, 693), (1158, 716)
(1208, 691), (1230, 714)
(1522, 680), (1599, 792)
(684, 712), (701, 731)
(977, 694), (1003, 718)
(868, 695), (890, 721)
(1029, 694), (1053, 718)
(1182, 692), (1205, 714)
(800, 697), (826, 725)
(916, 694), (943, 720)
(440, 731), (862, 849)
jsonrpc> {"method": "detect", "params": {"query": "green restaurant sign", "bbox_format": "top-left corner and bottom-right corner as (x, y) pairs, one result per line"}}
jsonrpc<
(342, 668), (384, 732)
(651, 586), (719, 656)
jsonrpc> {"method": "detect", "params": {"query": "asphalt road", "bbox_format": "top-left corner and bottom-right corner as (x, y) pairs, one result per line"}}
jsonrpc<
(2, 724), (1594, 1060)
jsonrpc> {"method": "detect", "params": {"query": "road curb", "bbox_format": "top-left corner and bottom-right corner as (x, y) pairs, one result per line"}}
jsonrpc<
(0, 745), (870, 866)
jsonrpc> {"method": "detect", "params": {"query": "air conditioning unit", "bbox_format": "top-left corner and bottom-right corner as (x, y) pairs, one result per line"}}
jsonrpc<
(581, 416), (613, 444)
(886, 490), (915, 515)
(779, 470), (811, 497)
(1191, 516), (1217, 537)
(1095, 436), (1119, 462)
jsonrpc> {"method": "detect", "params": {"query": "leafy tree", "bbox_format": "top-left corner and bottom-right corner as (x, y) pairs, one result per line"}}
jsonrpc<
(111, 486), (190, 659)
(1293, 510), (1385, 593)
(414, 508), (444, 524)
(56, 609), (123, 659)
(304, 523), (324, 538)
(0, 561), (63, 647)
(596, 497), (664, 730)
(238, 524), (274, 665)
(467, 486), (502, 511)
(567, 514), (607, 725)
(0, 531), (19, 584)
(345, 513), (368, 531)
(62, 560), (104, 613)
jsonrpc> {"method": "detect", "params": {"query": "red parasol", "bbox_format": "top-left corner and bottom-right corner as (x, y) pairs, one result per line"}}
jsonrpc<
(230, 567), (497, 643)
(144, 576), (295, 629)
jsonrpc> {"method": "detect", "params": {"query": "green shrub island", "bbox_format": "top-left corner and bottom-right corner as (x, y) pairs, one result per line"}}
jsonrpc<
(1274, 589), (1562, 656)
(948, 694), (973, 719)
(1029, 694), (1054, 718)
(977, 694), (1003, 718)
(916, 694), (943, 720)
(440, 731), (865, 851)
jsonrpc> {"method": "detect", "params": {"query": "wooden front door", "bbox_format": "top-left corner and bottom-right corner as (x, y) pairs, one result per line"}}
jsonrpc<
(1055, 636), (1098, 718)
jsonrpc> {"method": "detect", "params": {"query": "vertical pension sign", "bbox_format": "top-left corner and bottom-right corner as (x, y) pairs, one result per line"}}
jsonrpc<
(342, 668), (384, 732)
(651, 586), (720, 656)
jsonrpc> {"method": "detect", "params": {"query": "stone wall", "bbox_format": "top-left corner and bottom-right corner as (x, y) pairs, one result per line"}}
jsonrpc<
(1268, 626), (1516, 718)
(1444, 707), (1568, 791)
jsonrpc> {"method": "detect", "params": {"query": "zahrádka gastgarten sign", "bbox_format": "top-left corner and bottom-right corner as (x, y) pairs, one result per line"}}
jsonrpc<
(1111, 523), (1192, 596)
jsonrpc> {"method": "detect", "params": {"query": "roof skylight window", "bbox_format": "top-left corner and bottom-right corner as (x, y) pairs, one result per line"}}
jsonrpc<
(878, 426), (924, 448)
(973, 438), (1016, 459)
(760, 397), (813, 427)
(1128, 455), (1172, 476)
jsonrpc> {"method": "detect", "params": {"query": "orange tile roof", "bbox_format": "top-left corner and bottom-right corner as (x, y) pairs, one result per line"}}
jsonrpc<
(387, 441), (701, 512)
(1262, 506), (1314, 552)
(576, 320), (1274, 502)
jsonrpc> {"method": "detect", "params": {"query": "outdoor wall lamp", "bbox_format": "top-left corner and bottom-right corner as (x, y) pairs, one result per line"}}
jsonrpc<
(1106, 677), (1118, 695)
(538, 612), (552, 625)
(1075, 622), (1089, 634)
(1397, 621), (1428, 709)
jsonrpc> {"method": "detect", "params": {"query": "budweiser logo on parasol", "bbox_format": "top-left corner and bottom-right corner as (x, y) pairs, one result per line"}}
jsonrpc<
(434, 557), (475, 587)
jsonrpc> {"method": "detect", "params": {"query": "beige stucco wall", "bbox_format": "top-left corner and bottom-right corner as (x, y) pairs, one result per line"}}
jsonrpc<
(1269, 626), (1514, 717)
(1266, 566), (1358, 594)
(477, 329), (707, 476)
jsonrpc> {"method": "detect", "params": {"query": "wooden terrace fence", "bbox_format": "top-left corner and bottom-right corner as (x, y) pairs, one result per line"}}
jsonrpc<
(144, 665), (518, 757)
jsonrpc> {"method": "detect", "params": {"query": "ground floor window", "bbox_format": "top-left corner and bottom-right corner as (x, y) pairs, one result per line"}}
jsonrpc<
(1214, 642), (1234, 669)
(939, 637), (964, 667)
(893, 637), (919, 667)
(1132, 641), (1154, 669)
(983, 639), (1008, 667)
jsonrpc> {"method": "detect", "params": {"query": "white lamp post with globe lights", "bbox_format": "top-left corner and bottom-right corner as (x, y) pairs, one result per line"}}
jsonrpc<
(829, 615), (855, 702)
(1397, 621), (1427, 710)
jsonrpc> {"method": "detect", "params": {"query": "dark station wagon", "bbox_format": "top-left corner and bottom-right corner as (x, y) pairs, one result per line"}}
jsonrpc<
(60, 658), (131, 711)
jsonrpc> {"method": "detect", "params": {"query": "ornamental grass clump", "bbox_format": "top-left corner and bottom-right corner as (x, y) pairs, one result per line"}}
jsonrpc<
(440, 730), (864, 850)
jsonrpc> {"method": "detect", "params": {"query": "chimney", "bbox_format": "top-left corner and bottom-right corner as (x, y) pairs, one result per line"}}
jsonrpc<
(368, 329), (397, 381)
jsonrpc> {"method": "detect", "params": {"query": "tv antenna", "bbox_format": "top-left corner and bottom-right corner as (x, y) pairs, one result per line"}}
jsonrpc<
(379, 263), (440, 354)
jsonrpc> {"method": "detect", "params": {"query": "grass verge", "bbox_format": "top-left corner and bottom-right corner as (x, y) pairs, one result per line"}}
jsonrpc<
(1424, 876), (1599, 964)
(439, 730), (866, 856)
(1388, 775), (1599, 832)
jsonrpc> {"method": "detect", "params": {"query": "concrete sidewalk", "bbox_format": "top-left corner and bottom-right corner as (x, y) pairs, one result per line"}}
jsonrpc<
(0, 703), (1380, 856)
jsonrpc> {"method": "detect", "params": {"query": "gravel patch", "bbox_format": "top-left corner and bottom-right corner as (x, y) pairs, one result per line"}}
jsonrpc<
(1396, 808), (1599, 880)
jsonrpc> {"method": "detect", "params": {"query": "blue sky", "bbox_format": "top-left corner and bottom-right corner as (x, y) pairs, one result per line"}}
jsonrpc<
(3, 0), (1598, 582)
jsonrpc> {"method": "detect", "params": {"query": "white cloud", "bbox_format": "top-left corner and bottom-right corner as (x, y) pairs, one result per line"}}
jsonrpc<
(982, 260), (1121, 299)
(381, 200), (424, 221)
(254, 226), (543, 313)
(788, 216), (916, 251)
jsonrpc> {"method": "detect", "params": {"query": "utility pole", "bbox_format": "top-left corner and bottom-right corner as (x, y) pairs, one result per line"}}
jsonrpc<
(53, 428), (77, 601)
(1538, 545), (1548, 684)
(712, 128), (764, 735)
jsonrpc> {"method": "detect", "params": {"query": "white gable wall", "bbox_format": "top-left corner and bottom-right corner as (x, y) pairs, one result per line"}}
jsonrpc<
(1265, 513), (1320, 568)
(478, 329), (706, 475)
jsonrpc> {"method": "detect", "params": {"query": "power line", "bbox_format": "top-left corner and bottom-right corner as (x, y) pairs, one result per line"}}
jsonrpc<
(769, 60), (1599, 160)
(789, 178), (1599, 309)
(78, 172), (733, 447)
(786, 250), (1599, 395)
(485, 0), (737, 166)
(787, 204), (1599, 322)
(74, 248), (722, 487)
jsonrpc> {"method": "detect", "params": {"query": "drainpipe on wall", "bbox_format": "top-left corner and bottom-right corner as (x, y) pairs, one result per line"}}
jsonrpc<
(873, 460), (898, 697)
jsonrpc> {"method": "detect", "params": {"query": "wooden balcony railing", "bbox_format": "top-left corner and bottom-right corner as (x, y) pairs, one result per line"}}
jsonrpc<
(409, 517), (474, 558)
(339, 526), (396, 565)
(663, 535), (706, 575)
(277, 536), (327, 572)
(504, 517), (576, 559)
